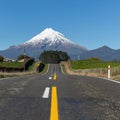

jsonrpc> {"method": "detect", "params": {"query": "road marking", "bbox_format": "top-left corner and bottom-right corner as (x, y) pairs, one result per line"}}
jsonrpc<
(43, 64), (50, 75)
(100, 77), (120, 84)
(50, 86), (59, 120)
(42, 87), (50, 98)
(49, 77), (52, 80)
(53, 73), (57, 80)
(60, 64), (65, 74)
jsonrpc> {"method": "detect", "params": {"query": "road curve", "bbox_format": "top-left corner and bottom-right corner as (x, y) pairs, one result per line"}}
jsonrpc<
(0, 64), (120, 120)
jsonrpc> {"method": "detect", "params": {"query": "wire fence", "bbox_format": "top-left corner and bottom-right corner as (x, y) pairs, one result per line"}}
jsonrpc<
(72, 66), (120, 78)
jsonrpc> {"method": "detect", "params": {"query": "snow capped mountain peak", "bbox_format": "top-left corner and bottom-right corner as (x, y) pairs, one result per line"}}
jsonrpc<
(25, 28), (74, 45)
(0, 27), (88, 60)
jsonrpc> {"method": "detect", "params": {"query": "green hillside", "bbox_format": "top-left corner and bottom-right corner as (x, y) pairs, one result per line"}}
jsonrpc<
(71, 58), (120, 69)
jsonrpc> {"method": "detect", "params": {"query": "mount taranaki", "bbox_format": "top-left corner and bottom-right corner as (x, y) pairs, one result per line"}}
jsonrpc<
(0, 28), (87, 60)
(0, 28), (120, 61)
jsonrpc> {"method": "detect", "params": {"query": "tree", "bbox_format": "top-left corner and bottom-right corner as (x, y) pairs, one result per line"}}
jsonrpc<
(39, 50), (69, 63)
(0, 55), (4, 62)
(17, 55), (30, 61)
(88, 57), (102, 61)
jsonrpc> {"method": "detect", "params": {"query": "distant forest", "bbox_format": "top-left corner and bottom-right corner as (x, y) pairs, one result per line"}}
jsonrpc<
(39, 50), (69, 63)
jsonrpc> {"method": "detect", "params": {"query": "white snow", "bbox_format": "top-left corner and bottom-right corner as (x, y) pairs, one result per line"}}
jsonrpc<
(25, 28), (74, 45)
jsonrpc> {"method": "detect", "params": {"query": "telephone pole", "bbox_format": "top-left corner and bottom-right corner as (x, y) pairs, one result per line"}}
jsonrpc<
(24, 46), (26, 72)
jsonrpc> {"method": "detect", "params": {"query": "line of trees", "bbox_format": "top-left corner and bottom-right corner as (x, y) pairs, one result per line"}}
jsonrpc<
(39, 50), (70, 63)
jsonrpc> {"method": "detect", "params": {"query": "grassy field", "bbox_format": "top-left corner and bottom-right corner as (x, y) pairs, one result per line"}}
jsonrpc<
(0, 61), (47, 78)
(0, 62), (23, 68)
(61, 60), (120, 81)
(71, 59), (120, 70)
(28, 62), (36, 71)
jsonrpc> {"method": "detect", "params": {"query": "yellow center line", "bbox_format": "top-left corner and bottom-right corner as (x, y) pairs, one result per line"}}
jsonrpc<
(53, 73), (57, 80)
(50, 86), (59, 120)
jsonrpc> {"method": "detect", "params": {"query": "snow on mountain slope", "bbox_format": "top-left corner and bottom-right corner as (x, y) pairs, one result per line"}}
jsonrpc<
(25, 28), (74, 45)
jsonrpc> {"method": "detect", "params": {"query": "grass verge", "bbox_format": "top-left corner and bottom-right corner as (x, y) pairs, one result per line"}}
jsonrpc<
(71, 59), (120, 70)
(62, 60), (120, 81)
(0, 62), (47, 78)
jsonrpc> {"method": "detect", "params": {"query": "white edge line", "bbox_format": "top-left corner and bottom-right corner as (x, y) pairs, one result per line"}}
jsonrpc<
(60, 64), (65, 75)
(60, 63), (120, 84)
(43, 64), (50, 75)
(42, 87), (50, 98)
(99, 77), (120, 84)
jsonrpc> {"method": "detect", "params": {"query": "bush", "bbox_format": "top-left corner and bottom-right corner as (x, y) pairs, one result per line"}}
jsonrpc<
(0, 55), (4, 62)
(87, 57), (102, 61)
(39, 50), (69, 63)
(37, 63), (45, 72)
(24, 58), (35, 70)
(18, 55), (30, 60)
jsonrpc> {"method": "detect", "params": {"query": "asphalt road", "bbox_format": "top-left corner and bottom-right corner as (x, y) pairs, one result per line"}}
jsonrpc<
(0, 64), (120, 120)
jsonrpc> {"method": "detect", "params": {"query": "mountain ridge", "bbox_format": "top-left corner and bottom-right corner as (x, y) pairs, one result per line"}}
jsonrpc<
(0, 28), (87, 60)
(79, 45), (120, 61)
(0, 28), (120, 61)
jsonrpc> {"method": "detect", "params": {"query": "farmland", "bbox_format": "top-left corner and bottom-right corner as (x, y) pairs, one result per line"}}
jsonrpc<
(71, 58), (120, 70)
(0, 62), (23, 68)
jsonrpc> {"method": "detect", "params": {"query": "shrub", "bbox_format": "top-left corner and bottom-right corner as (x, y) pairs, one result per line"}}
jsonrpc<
(39, 50), (69, 63)
(18, 55), (30, 60)
(0, 55), (4, 62)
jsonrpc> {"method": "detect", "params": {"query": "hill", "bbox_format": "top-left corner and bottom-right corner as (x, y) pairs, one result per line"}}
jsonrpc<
(79, 46), (120, 61)
(0, 28), (87, 60)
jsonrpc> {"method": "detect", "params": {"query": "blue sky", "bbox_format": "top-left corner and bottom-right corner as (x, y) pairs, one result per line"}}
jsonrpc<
(0, 0), (120, 50)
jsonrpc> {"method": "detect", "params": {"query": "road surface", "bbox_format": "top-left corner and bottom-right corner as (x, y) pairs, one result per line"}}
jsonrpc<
(0, 64), (120, 120)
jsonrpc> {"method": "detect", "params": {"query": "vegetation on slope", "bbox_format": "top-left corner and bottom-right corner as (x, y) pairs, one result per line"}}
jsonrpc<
(71, 58), (120, 70)
(0, 55), (35, 72)
(39, 50), (69, 63)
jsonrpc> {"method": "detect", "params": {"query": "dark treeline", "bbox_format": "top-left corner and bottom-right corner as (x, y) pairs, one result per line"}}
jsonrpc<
(39, 50), (69, 63)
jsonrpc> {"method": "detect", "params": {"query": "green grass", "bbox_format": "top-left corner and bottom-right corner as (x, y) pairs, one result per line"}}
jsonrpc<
(71, 59), (120, 70)
(0, 62), (23, 68)
(27, 62), (36, 71)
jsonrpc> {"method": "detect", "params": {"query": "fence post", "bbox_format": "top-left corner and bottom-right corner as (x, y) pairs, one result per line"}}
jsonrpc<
(108, 65), (110, 79)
